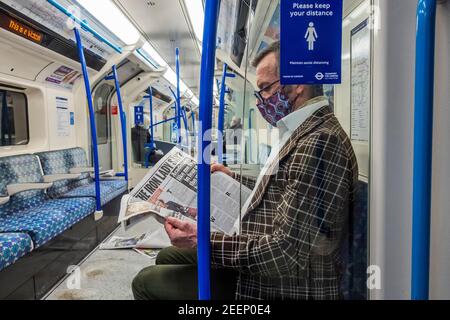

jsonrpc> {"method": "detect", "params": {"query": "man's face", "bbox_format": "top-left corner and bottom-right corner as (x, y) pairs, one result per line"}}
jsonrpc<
(255, 52), (281, 101)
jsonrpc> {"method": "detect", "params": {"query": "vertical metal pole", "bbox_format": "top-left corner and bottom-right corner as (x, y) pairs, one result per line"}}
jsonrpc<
(182, 105), (189, 146)
(411, 0), (437, 300)
(148, 87), (155, 150)
(197, 0), (220, 301)
(176, 48), (182, 145)
(249, 109), (255, 163)
(74, 27), (102, 213)
(111, 65), (129, 182)
(218, 64), (228, 164)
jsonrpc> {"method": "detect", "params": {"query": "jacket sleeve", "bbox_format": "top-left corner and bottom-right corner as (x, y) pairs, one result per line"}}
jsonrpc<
(210, 132), (351, 277)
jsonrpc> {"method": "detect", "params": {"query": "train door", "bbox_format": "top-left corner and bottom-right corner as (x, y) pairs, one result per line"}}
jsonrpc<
(93, 82), (114, 170)
(92, 59), (143, 171)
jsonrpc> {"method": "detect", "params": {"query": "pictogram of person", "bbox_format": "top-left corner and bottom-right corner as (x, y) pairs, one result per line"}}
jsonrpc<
(305, 22), (318, 51)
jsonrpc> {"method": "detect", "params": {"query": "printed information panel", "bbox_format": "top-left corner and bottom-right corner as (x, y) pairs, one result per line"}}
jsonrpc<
(280, 0), (343, 84)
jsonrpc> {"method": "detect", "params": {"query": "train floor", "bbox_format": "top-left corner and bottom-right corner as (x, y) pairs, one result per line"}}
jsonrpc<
(44, 216), (164, 300)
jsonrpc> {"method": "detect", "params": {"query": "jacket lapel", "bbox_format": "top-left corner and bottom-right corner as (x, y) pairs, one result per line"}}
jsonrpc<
(245, 106), (332, 214)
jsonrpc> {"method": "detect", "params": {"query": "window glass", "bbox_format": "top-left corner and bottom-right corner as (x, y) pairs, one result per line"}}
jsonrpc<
(0, 90), (29, 147)
(93, 83), (114, 145)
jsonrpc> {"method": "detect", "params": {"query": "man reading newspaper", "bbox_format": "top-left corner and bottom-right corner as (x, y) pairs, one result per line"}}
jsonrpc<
(132, 41), (358, 300)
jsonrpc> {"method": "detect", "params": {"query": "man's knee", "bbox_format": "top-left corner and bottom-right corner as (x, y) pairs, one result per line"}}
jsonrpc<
(155, 246), (196, 265)
(132, 266), (158, 300)
(155, 247), (178, 265)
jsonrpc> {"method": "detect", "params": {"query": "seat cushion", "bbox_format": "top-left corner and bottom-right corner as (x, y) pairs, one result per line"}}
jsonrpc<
(0, 233), (33, 271)
(63, 180), (128, 206)
(0, 198), (96, 248)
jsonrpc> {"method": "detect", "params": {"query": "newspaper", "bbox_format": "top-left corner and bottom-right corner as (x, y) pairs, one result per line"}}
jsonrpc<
(99, 234), (148, 250)
(118, 147), (252, 236)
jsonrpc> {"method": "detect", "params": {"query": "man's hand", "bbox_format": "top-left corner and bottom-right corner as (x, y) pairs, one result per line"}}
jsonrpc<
(211, 163), (233, 177)
(164, 217), (197, 249)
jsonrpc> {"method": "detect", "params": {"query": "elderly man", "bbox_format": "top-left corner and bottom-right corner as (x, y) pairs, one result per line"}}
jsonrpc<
(132, 41), (358, 300)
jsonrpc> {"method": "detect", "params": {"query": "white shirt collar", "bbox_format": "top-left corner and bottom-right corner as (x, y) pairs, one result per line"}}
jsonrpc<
(277, 96), (330, 138)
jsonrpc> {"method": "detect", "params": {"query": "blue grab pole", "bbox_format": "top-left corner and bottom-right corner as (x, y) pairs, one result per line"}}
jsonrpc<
(218, 64), (227, 164)
(147, 87), (156, 150)
(176, 48), (182, 145)
(169, 86), (189, 145)
(191, 112), (196, 134)
(111, 65), (129, 182)
(143, 87), (156, 168)
(74, 27), (102, 212)
(197, 0), (220, 301)
(218, 65), (235, 163)
(47, 0), (122, 54)
(153, 116), (178, 127)
(411, 0), (437, 301)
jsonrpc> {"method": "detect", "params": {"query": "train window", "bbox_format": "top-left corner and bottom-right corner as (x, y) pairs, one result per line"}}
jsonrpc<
(93, 83), (114, 145)
(0, 90), (29, 147)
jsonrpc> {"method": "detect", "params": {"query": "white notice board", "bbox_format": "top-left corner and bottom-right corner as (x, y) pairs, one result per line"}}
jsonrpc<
(56, 97), (70, 137)
(350, 19), (371, 142)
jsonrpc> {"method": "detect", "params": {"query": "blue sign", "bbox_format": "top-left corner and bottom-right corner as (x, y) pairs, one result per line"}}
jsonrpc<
(280, 0), (343, 84)
(134, 106), (144, 126)
(70, 112), (75, 125)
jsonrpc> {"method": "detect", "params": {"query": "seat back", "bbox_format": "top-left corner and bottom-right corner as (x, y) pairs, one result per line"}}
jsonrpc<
(0, 154), (47, 216)
(36, 148), (92, 197)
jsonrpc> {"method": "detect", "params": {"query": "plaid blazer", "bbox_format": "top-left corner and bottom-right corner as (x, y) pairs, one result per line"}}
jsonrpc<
(210, 105), (359, 300)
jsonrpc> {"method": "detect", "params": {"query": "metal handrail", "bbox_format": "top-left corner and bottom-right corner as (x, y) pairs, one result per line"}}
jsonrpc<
(47, 0), (123, 54)
(106, 66), (129, 182)
(411, 0), (437, 300)
(217, 64), (236, 164)
(176, 48), (182, 145)
(74, 27), (102, 213)
(197, 0), (220, 300)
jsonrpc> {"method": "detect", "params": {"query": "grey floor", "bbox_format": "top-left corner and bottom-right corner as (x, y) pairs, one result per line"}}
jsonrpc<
(45, 215), (166, 300)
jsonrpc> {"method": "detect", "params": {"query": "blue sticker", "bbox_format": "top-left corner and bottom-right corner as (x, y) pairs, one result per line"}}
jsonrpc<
(280, 0), (343, 84)
(134, 106), (144, 126)
(70, 112), (75, 125)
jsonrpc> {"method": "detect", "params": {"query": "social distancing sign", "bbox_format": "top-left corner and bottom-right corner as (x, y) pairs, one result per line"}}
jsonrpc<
(280, 0), (343, 85)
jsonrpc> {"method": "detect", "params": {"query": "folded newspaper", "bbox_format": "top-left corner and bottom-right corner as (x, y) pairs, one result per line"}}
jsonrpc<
(118, 147), (252, 236)
(99, 234), (148, 250)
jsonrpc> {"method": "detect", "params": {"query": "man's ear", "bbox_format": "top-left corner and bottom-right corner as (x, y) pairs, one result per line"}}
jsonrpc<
(294, 85), (306, 96)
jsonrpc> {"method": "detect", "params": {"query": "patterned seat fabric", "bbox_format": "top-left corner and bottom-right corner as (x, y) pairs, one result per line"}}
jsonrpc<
(0, 197), (95, 248)
(37, 148), (128, 205)
(0, 154), (95, 249)
(64, 179), (128, 206)
(0, 233), (33, 272)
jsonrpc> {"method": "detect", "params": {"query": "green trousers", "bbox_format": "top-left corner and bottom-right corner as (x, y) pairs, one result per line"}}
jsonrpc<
(132, 246), (238, 300)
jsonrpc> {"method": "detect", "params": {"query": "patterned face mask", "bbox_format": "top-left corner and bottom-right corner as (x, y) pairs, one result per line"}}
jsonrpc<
(256, 89), (293, 127)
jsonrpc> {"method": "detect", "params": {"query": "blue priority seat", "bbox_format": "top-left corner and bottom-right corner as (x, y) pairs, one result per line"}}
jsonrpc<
(0, 154), (96, 249)
(0, 233), (33, 272)
(37, 148), (128, 206)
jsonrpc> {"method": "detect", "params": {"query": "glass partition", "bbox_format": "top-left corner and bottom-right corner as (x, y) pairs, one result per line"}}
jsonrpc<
(215, 0), (372, 300)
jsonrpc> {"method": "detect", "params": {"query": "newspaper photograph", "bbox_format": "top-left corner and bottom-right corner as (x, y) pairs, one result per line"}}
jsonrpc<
(118, 147), (252, 236)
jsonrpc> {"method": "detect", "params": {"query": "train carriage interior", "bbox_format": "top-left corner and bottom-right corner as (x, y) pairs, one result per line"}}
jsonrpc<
(0, 0), (449, 301)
